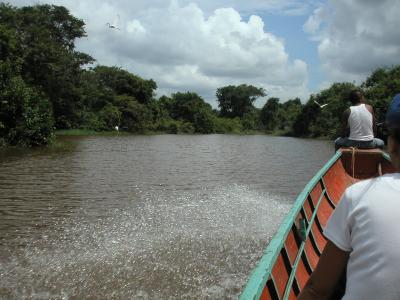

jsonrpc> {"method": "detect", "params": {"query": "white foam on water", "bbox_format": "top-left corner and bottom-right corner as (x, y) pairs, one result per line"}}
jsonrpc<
(0, 184), (291, 299)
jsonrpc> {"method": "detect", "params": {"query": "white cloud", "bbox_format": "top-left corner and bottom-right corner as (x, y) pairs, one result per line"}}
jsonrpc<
(303, 7), (326, 36)
(126, 20), (145, 34)
(184, 0), (314, 16)
(305, 0), (400, 85)
(10, 0), (310, 105)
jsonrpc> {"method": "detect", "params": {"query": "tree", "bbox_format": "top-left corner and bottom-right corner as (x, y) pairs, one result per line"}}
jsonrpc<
(260, 97), (280, 131)
(93, 66), (157, 104)
(363, 66), (400, 124)
(216, 84), (266, 118)
(292, 82), (355, 138)
(169, 92), (215, 133)
(0, 3), (94, 129)
(0, 76), (54, 146)
(292, 101), (319, 137)
(72, 66), (159, 132)
(277, 98), (303, 133)
(0, 4), (55, 146)
(113, 95), (152, 132)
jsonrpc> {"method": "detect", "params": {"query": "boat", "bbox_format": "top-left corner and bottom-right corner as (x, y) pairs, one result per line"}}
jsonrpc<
(240, 148), (395, 300)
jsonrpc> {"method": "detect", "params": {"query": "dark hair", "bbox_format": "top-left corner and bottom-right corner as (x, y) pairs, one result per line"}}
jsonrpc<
(349, 89), (363, 104)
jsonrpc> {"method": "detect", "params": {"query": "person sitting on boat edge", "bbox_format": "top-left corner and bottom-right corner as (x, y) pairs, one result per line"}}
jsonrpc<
(334, 89), (384, 151)
(299, 94), (400, 300)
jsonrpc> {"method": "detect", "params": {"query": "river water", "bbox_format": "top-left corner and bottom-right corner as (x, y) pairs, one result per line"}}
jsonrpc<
(0, 135), (332, 299)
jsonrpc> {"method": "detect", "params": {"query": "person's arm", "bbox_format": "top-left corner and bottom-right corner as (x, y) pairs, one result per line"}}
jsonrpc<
(298, 241), (350, 300)
(366, 104), (377, 136)
(340, 109), (350, 138)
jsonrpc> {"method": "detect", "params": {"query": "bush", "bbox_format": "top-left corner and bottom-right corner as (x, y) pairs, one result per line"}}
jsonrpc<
(115, 96), (153, 132)
(213, 117), (243, 133)
(0, 76), (54, 146)
(193, 111), (215, 133)
(80, 111), (104, 131)
(98, 104), (121, 130)
(178, 121), (195, 133)
(156, 119), (195, 134)
(241, 110), (260, 131)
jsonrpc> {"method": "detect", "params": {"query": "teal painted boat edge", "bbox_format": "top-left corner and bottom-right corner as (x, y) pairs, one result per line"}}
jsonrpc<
(383, 151), (390, 161)
(239, 151), (343, 300)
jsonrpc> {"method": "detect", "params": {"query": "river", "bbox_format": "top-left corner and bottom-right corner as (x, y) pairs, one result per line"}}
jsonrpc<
(0, 134), (333, 299)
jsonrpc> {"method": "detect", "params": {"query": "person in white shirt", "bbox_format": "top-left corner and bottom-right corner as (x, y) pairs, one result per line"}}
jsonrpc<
(299, 94), (400, 300)
(335, 89), (384, 151)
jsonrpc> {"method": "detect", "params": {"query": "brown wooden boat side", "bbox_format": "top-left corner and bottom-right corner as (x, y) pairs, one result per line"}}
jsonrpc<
(245, 149), (394, 300)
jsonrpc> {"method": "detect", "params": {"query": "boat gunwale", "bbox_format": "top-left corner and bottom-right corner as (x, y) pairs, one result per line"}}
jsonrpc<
(383, 152), (390, 161)
(239, 150), (343, 300)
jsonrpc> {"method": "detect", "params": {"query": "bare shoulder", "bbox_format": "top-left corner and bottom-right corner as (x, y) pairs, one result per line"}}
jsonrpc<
(365, 104), (374, 113)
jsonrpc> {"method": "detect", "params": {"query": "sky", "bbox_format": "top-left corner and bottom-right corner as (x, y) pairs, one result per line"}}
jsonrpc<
(8, 0), (400, 107)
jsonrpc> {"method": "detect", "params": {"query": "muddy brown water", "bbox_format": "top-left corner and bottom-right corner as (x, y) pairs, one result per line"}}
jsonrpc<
(0, 134), (333, 299)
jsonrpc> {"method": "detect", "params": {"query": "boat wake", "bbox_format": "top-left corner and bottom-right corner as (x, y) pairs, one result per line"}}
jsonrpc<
(0, 184), (291, 299)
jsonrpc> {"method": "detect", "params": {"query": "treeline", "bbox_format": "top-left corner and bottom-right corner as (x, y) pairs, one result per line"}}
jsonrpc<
(1, 4), (400, 146)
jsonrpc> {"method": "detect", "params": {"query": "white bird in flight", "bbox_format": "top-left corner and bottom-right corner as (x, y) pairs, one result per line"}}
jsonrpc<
(313, 100), (329, 108)
(106, 14), (120, 30)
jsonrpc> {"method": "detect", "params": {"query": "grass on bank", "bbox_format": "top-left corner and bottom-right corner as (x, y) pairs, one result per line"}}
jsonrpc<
(55, 128), (273, 136)
(55, 129), (129, 136)
(55, 128), (335, 138)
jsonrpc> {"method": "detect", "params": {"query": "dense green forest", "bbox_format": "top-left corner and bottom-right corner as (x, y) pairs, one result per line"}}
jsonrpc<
(1, 3), (400, 146)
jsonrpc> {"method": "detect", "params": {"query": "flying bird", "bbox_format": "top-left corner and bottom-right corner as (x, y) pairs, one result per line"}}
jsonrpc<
(106, 14), (121, 30)
(313, 100), (329, 108)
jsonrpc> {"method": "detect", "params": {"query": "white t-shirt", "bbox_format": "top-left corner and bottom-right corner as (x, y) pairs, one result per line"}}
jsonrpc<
(348, 104), (374, 141)
(324, 173), (400, 300)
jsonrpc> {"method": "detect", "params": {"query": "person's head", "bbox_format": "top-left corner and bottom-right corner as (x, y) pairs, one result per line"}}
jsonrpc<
(349, 89), (364, 105)
(386, 94), (400, 171)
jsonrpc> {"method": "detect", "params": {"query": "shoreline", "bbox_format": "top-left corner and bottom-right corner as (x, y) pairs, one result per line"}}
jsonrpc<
(0, 130), (333, 149)
(55, 129), (270, 136)
(55, 129), (333, 140)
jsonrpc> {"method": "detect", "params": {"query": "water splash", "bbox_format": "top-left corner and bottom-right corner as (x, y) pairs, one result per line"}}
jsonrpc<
(1, 184), (290, 299)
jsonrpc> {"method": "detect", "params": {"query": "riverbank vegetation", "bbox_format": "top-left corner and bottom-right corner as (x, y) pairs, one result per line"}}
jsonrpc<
(1, 3), (400, 146)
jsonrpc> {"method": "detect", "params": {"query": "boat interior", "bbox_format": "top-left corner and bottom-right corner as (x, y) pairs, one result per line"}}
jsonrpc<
(248, 148), (395, 300)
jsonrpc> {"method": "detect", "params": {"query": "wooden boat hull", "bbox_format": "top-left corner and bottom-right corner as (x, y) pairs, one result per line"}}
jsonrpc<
(240, 148), (395, 300)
